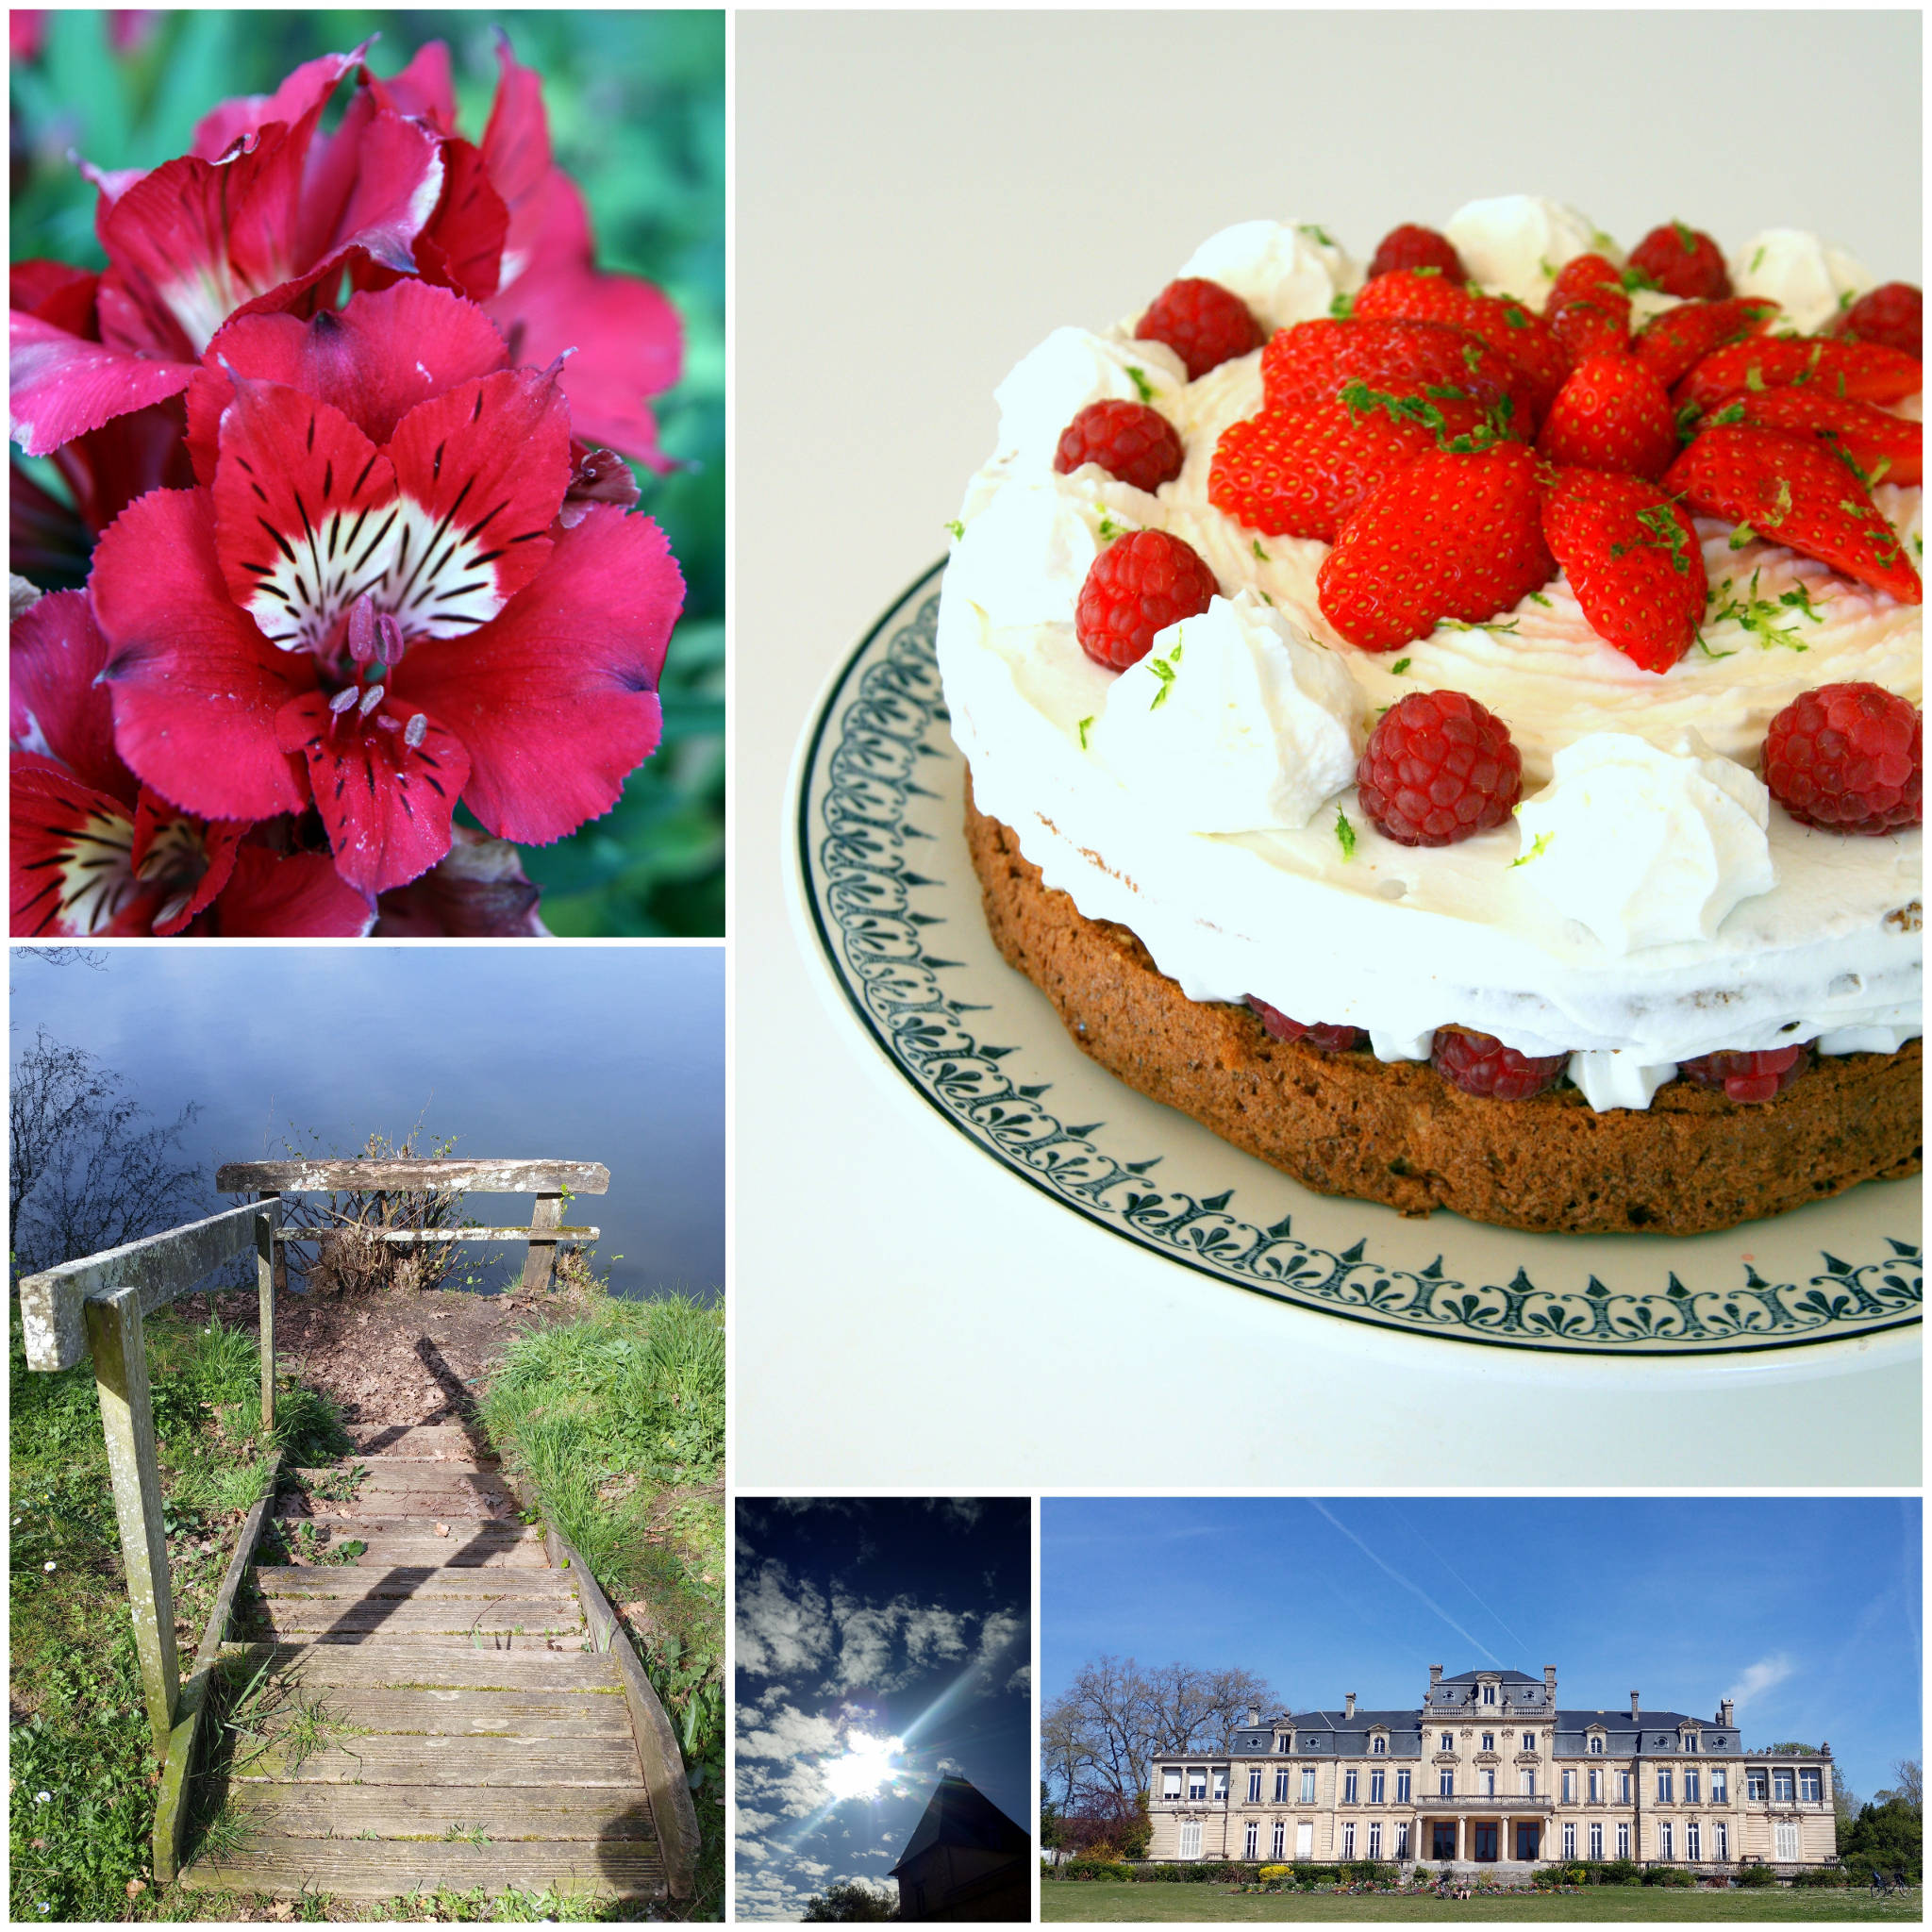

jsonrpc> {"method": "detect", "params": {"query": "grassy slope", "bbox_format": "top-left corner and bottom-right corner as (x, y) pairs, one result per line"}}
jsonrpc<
(480, 1288), (725, 1920)
(1041, 1882), (1921, 1923)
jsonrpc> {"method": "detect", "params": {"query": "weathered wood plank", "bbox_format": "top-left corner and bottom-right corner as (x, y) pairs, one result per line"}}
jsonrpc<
(244, 1685), (634, 1738)
(249, 1599), (584, 1637)
(343, 1424), (497, 1457)
(216, 1158), (610, 1195)
(219, 1782), (656, 1841)
(256, 1195), (277, 1434)
(180, 1835), (663, 1899)
(220, 1641), (622, 1691)
(273, 1225), (600, 1245)
(254, 1567), (579, 1600)
(20, 1199), (268, 1371)
(256, 1630), (592, 1652)
(300, 1538), (550, 1570)
(294, 1465), (514, 1494)
(518, 1192), (566, 1295)
(276, 1511), (536, 1541)
(235, 1732), (643, 1786)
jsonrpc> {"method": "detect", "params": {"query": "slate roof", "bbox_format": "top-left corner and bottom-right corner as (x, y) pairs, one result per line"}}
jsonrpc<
(1558, 1708), (1700, 1729)
(889, 1776), (1029, 1876)
(1441, 1669), (1541, 1685)
(1281, 1710), (1422, 1730)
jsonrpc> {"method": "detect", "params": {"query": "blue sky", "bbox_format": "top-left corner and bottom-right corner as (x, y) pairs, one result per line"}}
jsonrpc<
(1043, 1497), (1921, 1805)
(735, 1498), (1031, 1920)
(9, 945), (724, 1297)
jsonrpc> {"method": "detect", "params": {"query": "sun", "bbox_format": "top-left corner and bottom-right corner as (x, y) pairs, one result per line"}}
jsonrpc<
(821, 1731), (904, 1802)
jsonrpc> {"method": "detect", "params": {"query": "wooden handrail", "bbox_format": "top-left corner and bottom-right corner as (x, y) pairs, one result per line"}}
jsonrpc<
(215, 1158), (609, 1193)
(271, 1224), (601, 1243)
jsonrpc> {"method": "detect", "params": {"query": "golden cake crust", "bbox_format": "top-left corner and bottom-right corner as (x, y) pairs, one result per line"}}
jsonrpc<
(966, 786), (1922, 1236)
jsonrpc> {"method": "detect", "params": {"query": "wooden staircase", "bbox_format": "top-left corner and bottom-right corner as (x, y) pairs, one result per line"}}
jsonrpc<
(180, 1423), (665, 1906)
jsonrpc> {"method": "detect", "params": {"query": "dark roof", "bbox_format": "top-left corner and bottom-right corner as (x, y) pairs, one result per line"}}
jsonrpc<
(1558, 1708), (1701, 1729)
(1441, 1669), (1541, 1685)
(889, 1777), (1028, 1876)
(1282, 1710), (1420, 1730)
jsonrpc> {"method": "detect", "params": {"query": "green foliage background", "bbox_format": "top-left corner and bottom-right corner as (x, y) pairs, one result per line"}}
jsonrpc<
(10, 9), (724, 935)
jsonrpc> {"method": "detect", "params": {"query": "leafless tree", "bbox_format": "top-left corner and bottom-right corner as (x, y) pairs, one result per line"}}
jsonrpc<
(1889, 1757), (1922, 1813)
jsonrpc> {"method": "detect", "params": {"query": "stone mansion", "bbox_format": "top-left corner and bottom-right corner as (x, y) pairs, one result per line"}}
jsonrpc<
(1148, 1667), (1837, 1874)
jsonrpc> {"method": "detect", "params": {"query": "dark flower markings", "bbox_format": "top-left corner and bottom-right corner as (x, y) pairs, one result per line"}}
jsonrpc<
(805, 580), (1923, 1354)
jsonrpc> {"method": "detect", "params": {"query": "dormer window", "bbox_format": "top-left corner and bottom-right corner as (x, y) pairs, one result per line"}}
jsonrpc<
(1372, 1734), (1387, 1755)
(1588, 1736), (1605, 1754)
(1483, 1683), (1496, 1706)
(1277, 1735), (1292, 1756)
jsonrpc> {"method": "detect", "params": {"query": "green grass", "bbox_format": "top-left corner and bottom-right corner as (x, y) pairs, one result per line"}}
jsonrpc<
(8, 1298), (349, 1922)
(479, 1280), (724, 1918)
(1041, 1881), (1922, 1922)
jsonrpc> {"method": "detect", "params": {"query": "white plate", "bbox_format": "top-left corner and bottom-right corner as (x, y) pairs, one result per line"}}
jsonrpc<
(792, 563), (1922, 1360)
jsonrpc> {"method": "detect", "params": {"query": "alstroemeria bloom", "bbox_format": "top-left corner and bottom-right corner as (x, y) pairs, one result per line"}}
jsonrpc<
(92, 280), (682, 898)
(11, 589), (371, 935)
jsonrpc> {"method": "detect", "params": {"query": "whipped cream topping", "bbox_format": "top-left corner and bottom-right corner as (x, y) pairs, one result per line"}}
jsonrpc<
(1091, 591), (1363, 834)
(1730, 228), (1873, 335)
(991, 327), (1188, 467)
(1176, 221), (1362, 332)
(939, 211), (1924, 1110)
(1512, 730), (1775, 955)
(1445, 195), (1610, 303)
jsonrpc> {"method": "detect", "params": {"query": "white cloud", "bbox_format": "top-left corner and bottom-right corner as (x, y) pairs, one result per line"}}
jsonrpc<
(1007, 1663), (1031, 1696)
(922, 1497), (985, 1528)
(738, 1559), (834, 1677)
(1724, 1654), (1796, 1707)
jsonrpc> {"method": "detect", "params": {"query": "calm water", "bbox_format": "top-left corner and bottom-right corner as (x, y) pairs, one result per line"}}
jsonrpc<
(10, 946), (724, 1301)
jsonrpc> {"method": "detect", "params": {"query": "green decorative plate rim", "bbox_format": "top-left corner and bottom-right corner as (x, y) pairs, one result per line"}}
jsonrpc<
(793, 562), (1922, 1358)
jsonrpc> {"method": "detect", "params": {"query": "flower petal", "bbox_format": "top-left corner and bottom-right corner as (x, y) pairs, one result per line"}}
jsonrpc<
(52, 399), (197, 535)
(133, 790), (242, 934)
(197, 842), (375, 935)
(209, 373), (400, 652)
(409, 139), (509, 303)
(480, 37), (553, 283)
(10, 261), (99, 335)
(297, 92), (446, 278)
(395, 505), (681, 843)
(8, 308), (196, 456)
(92, 488), (314, 820)
(276, 690), (470, 894)
(365, 41), (458, 133)
(374, 825), (544, 936)
(191, 44), (366, 160)
(10, 756), (149, 935)
(9, 588), (135, 799)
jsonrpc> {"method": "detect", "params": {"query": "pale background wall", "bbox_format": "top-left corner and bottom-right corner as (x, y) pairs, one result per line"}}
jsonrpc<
(732, 9), (1922, 1486)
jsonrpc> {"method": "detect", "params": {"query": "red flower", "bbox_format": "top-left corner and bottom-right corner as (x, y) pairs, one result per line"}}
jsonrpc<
(10, 590), (371, 935)
(90, 281), (682, 898)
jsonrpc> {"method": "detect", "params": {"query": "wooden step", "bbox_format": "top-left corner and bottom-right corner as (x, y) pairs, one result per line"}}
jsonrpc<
(240, 1628), (588, 1652)
(290, 1537), (550, 1569)
(239, 1684), (633, 1740)
(283, 1491), (522, 1523)
(293, 1465), (513, 1496)
(248, 1597), (584, 1640)
(221, 1642), (622, 1691)
(219, 1781), (656, 1842)
(179, 1834), (664, 1899)
(275, 1512), (538, 1542)
(254, 1567), (578, 1600)
(235, 1732), (644, 1786)
(344, 1424), (499, 1459)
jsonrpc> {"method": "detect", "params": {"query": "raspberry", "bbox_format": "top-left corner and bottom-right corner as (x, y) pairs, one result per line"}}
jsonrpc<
(1431, 1027), (1568, 1101)
(1074, 529), (1218, 671)
(1135, 277), (1262, 381)
(1678, 1044), (1811, 1105)
(1247, 997), (1362, 1053)
(1831, 281), (1924, 359)
(1367, 224), (1466, 282)
(1355, 690), (1524, 845)
(1054, 401), (1186, 493)
(1761, 682), (1923, 834)
(1628, 222), (1732, 300)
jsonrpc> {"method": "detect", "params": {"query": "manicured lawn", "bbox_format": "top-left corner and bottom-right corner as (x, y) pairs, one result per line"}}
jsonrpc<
(1041, 1881), (1922, 1922)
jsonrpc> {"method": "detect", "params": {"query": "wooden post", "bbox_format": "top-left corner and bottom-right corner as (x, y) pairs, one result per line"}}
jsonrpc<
(85, 1285), (179, 1757)
(520, 1191), (565, 1294)
(256, 1194), (278, 1437)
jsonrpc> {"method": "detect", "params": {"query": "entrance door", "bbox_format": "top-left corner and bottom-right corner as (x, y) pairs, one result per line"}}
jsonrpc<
(1515, 1822), (1540, 1861)
(1473, 1824), (1498, 1862)
(1433, 1822), (1457, 1860)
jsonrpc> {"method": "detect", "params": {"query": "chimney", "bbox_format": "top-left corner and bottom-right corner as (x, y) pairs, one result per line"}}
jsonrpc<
(1246, 1708), (1259, 1727)
(1630, 1691), (1641, 1719)
(1720, 1700), (1734, 1727)
(1544, 1666), (1557, 1691)
(1429, 1665), (1443, 1688)
(1345, 1693), (1357, 1719)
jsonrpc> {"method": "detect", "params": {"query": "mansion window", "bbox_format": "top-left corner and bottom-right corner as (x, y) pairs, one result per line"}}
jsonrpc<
(1272, 1821), (1286, 1859)
(1342, 1822), (1357, 1858)
(1371, 1771), (1385, 1804)
(1775, 1822), (1799, 1861)
(1244, 1822), (1258, 1859)
(1773, 1770), (1795, 1803)
(1521, 1731), (1536, 1754)
(1211, 1770), (1227, 1801)
(1277, 1735), (1292, 1755)
(1685, 1769), (1701, 1803)
(1369, 1823), (1382, 1859)
(1715, 1823), (1728, 1861)
(1711, 1770), (1728, 1804)
(1657, 1769), (1674, 1803)
(1521, 1770), (1536, 1797)
(1300, 1769), (1316, 1803)
(1438, 1731), (1453, 1752)
(1483, 1683), (1496, 1705)
(1274, 1768), (1290, 1803)
(1179, 1822), (1202, 1860)
(1589, 1824), (1604, 1861)
(1687, 1823), (1702, 1861)
(1684, 1733), (1699, 1754)
(1562, 1771), (1576, 1803)
(1481, 1732), (1494, 1753)
(1440, 1771), (1455, 1798)
(1618, 1772), (1633, 1804)
(1588, 1769), (1601, 1803)
(1395, 1823), (1411, 1859)
(1562, 1824), (1576, 1859)
(1481, 1771), (1496, 1797)
(1188, 1770), (1208, 1801)
(1396, 1771), (1411, 1803)
(1372, 1735), (1387, 1754)
(1162, 1771), (1181, 1800)
(1659, 1822), (1674, 1859)
(1747, 1770), (1769, 1801)
(1617, 1823), (1630, 1859)
(1344, 1771), (1358, 1803)
(1588, 1735), (1604, 1754)
(1248, 1769), (1262, 1804)
(1800, 1770), (1823, 1803)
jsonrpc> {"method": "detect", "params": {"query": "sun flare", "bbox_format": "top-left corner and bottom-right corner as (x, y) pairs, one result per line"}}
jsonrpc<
(821, 1731), (904, 1802)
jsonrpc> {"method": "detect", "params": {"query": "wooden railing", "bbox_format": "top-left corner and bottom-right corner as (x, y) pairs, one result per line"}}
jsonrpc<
(14, 1158), (611, 1883)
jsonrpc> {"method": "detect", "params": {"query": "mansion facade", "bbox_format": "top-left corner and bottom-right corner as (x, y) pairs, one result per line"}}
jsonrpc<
(1149, 1667), (1837, 1874)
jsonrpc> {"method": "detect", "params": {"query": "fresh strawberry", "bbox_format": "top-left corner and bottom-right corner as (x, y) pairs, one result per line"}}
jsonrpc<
(1317, 442), (1557, 651)
(1259, 317), (1535, 426)
(1536, 354), (1678, 481)
(1830, 281), (1923, 358)
(1664, 423), (1923, 603)
(1676, 336), (1924, 412)
(1627, 222), (1733, 300)
(1543, 253), (1631, 364)
(1366, 224), (1467, 281)
(1541, 467), (1707, 673)
(1209, 387), (1492, 541)
(1696, 386), (1922, 489)
(1352, 270), (1569, 423)
(1633, 297), (1779, 390)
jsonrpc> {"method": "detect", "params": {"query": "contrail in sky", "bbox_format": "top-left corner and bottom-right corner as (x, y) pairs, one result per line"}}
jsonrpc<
(1308, 1501), (1501, 1665)
(1392, 1503), (1532, 1656)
